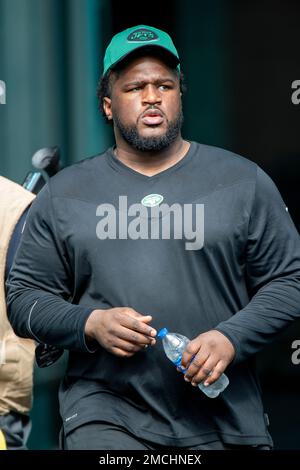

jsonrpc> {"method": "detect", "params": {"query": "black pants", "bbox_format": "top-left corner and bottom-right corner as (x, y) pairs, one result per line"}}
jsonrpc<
(63, 422), (272, 450)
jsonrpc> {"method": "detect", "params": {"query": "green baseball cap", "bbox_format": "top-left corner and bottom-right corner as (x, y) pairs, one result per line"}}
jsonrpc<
(103, 25), (180, 76)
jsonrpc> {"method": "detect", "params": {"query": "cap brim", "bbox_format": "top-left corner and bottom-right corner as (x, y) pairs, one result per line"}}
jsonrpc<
(108, 45), (180, 74)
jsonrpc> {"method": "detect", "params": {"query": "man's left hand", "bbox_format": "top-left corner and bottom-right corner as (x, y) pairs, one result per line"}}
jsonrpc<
(179, 330), (235, 387)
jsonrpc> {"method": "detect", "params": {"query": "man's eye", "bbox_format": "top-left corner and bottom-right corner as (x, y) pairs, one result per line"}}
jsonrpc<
(130, 87), (141, 92)
(159, 85), (171, 90)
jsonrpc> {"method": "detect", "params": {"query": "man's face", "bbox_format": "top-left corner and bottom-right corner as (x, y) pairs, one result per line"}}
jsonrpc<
(103, 55), (183, 152)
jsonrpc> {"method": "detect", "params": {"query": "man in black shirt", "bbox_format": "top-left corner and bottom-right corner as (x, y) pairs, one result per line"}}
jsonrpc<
(6, 25), (300, 450)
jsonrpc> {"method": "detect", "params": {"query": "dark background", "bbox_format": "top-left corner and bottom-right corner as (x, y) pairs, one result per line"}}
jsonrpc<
(0, 0), (299, 449)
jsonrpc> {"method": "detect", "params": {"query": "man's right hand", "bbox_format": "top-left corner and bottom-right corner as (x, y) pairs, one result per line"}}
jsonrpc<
(84, 307), (157, 357)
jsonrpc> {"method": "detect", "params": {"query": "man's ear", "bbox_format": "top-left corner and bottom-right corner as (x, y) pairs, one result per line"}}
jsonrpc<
(103, 97), (113, 120)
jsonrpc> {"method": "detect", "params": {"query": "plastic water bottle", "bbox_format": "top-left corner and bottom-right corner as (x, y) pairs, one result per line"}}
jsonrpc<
(157, 328), (229, 398)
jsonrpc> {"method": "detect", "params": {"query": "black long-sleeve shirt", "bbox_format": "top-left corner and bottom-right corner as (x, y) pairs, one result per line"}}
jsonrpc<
(6, 142), (300, 446)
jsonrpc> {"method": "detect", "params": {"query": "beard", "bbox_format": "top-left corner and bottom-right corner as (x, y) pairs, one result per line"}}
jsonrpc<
(113, 108), (184, 152)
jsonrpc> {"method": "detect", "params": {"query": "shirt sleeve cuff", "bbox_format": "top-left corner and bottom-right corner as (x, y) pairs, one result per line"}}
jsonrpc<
(213, 325), (241, 366)
(76, 307), (100, 353)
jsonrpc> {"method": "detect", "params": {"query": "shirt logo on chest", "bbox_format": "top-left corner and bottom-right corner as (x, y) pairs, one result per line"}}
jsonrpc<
(141, 194), (164, 207)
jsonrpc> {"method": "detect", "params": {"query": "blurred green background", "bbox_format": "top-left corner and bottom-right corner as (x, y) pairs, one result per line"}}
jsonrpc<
(1, 0), (300, 449)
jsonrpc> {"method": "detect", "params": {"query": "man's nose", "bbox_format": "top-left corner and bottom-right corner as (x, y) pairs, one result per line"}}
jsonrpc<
(142, 84), (162, 105)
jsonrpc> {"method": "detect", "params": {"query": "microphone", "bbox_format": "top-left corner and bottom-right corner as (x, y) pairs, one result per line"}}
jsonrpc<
(22, 171), (46, 194)
(22, 146), (61, 194)
(31, 146), (61, 178)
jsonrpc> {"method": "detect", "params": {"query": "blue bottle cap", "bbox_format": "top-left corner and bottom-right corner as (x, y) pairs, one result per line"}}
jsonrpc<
(157, 328), (169, 339)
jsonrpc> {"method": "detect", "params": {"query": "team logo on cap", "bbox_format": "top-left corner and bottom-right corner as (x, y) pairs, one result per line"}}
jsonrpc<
(127, 28), (158, 42)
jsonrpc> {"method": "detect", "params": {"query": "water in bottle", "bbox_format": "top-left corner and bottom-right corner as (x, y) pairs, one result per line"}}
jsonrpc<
(157, 327), (229, 398)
